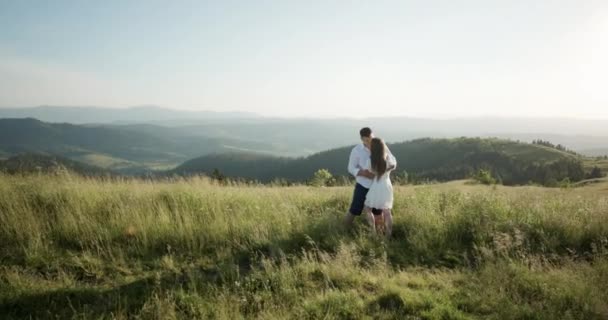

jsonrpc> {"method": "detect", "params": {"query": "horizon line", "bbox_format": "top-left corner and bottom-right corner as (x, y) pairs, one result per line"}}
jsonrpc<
(2, 105), (608, 121)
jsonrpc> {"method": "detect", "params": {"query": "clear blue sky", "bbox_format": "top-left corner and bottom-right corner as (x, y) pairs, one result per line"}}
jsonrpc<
(1, 0), (607, 118)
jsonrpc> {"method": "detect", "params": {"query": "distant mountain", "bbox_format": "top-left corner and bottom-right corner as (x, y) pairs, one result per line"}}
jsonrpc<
(0, 118), (187, 165)
(0, 106), (259, 124)
(580, 148), (608, 157)
(0, 153), (110, 176)
(0, 118), (282, 171)
(144, 116), (608, 142)
(173, 137), (586, 186)
(114, 117), (608, 156)
(2, 106), (608, 155)
(112, 119), (608, 157)
(486, 133), (608, 156)
(0, 117), (591, 186)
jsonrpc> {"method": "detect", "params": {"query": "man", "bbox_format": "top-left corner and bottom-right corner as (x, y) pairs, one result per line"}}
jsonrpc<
(345, 127), (396, 231)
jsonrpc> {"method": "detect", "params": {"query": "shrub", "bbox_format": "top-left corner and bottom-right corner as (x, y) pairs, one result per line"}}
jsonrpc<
(473, 169), (496, 185)
(588, 166), (604, 179)
(310, 169), (334, 187)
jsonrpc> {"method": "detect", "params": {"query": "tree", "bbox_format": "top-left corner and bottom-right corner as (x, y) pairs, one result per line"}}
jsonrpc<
(588, 166), (604, 179)
(211, 168), (225, 182)
(310, 169), (333, 187)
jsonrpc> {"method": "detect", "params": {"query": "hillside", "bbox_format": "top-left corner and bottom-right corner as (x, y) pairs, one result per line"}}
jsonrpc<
(0, 118), (597, 183)
(0, 118), (284, 171)
(0, 153), (110, 176)
(174, 137), (586, 186)
(0, 118), (185, 165)
(584, 157), (608, 173)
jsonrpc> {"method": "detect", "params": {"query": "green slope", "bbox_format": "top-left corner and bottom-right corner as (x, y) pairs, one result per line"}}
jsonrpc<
(0, 118), (285, 171)
(174, 137), (586, 185)
(0, 153), (111, 176)
(0, 118), (187, 163)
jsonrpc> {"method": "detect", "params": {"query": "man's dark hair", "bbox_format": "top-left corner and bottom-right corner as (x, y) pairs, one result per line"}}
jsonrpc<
(359, 127), (372, 138)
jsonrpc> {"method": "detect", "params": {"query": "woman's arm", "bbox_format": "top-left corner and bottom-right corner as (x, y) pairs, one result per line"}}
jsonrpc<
(386, 149), (397, 171)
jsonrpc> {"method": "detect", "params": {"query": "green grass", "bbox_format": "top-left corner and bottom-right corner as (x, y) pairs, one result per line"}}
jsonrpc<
(1, 174), (607, 319)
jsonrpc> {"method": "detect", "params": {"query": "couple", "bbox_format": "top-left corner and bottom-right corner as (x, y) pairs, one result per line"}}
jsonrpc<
(344, 127), (396, 236)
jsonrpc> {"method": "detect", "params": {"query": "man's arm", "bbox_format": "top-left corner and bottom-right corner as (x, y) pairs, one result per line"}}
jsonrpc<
(347, 148), (360, 177)
(348, 147), (374, 178)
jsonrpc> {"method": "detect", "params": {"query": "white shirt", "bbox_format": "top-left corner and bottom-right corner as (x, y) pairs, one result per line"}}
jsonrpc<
(347, 143), (397, 188)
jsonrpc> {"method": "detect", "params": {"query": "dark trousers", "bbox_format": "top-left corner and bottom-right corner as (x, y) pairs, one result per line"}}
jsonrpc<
(349, 183), (383, 216)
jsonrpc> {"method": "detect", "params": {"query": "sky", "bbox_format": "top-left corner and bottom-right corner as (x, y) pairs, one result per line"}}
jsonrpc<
(1, 0), (607, 118)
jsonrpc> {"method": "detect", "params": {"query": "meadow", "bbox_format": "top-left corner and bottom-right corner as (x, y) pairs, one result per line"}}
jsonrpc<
(1, 173), (608, 319)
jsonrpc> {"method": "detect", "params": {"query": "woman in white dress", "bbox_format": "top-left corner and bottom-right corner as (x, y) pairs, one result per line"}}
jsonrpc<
(364, 138), (396, 236)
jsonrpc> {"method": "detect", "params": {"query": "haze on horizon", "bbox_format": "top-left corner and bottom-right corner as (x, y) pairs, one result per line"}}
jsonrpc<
(1, 0), (607, 119)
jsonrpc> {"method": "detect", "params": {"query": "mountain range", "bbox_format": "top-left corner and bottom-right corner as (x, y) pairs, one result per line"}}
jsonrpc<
(2, 106), (608, 158)
(1, 106), (607, 184)
(0, 118), (281, 172)
(0, 106), (258, 124)
(0, 153), (111, 176)
(0, 115), (603, 186)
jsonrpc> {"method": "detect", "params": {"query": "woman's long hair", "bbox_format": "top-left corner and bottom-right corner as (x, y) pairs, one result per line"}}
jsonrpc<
(370, 138), (387, 179)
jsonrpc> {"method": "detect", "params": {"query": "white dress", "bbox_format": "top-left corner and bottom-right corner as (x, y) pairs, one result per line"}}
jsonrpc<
(364, 156), (395, 210)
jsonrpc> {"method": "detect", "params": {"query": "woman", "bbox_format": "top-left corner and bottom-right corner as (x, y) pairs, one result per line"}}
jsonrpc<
(363, 138), (396, 237)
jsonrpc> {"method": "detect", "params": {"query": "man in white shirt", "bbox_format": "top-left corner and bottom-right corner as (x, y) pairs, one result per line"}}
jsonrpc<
(344, 127), (396, 229)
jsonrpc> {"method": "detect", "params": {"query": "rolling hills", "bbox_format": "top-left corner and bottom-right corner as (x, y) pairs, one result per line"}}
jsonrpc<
(0, 117), (600, 185)
(0, 153), (110, 176)
(0, 118), (284, 171)
(3, 106), (608, 158)
(174, 137), (587, 186)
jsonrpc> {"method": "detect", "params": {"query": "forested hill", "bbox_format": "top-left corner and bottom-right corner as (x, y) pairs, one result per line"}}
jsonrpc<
(0, 118), (189, 164)
(0, 153), (111, 176)
(173, 138), (587, 186)
(0, 118), (283, 171)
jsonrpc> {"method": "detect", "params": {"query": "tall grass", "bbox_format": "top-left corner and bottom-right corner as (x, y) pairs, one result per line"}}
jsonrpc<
(1, 173), (607, 319)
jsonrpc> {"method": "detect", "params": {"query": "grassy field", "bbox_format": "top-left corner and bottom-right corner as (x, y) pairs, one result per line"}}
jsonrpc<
(1, 174), (607, 319)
